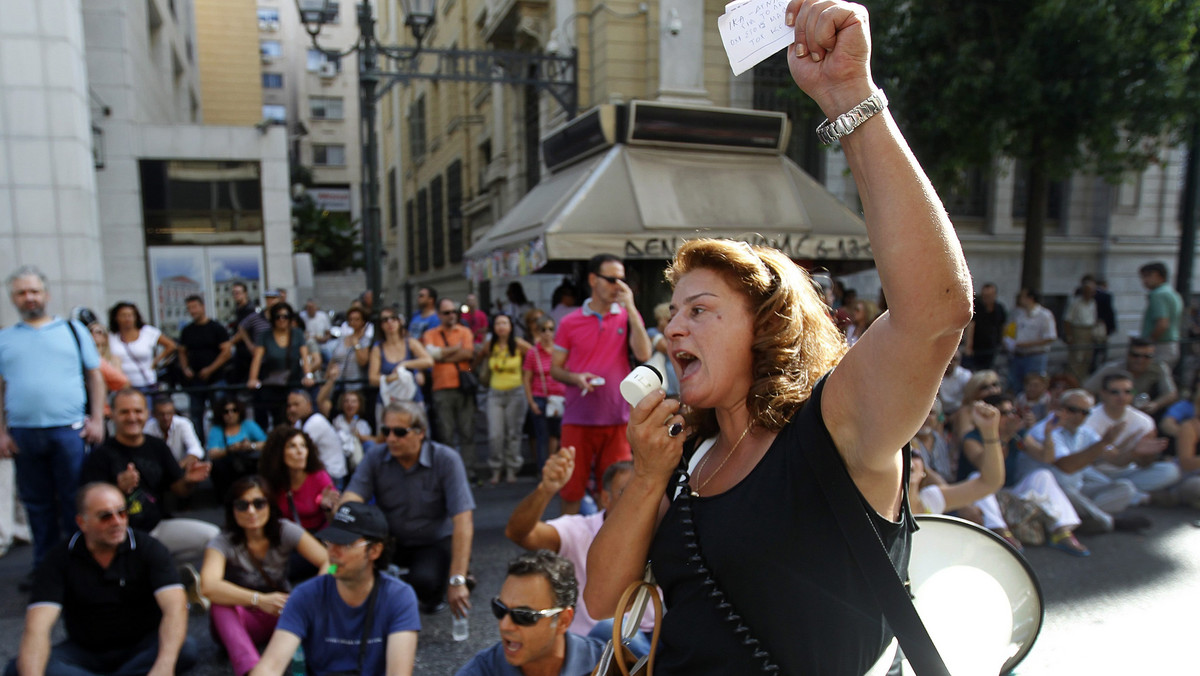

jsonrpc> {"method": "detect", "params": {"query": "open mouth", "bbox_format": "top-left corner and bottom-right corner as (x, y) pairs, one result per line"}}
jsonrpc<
(674, 351), (700, 378)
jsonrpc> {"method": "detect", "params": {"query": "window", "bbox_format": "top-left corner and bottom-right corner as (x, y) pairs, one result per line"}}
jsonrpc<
(944, 167), (989, 219)
(312, 144), (346, 166)
(262, 73), (283, 89)
(408, 96), (427, 161)
(260, 40), (282, 60)
(139, 160), (264, 245)
(309, 96), (344, 120)
(447, 160), (463, 263)
(417, 188), (429, 272)
(306, 49), (340, 73)
(388, 168), (398, 231)
(406, 198), (415, 274)
(257, 7), (280, 30)
(751, 52), (824, 181)
(262, 104), (286, 123)
(431, 176), (444, 268)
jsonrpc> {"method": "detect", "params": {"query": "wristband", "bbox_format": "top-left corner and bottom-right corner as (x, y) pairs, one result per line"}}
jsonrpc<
(252, 592), (259, 607)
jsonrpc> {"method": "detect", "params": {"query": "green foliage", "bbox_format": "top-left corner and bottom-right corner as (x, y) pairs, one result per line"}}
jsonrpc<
(866, 0), (1200, 188)
(864, 0), (1200, 289)
(292, 194), (363, 272)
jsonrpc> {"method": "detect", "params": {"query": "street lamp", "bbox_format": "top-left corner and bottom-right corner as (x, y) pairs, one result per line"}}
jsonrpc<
(296, 0), (577, 307)
(297, 0), (436, 307)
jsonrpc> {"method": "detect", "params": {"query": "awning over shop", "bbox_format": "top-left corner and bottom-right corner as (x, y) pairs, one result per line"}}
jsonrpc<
(463, 144), (871, 281)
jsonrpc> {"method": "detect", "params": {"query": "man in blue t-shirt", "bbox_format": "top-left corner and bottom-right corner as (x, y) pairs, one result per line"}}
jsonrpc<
(251, 502), (421, 676)
(0, 266), (106, 584)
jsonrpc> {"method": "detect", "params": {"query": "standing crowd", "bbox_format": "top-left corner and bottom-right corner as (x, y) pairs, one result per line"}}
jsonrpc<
(3, 2), (1200, 673)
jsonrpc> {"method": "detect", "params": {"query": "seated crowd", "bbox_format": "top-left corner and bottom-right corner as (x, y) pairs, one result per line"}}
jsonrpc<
(8, 269), (1200, 676)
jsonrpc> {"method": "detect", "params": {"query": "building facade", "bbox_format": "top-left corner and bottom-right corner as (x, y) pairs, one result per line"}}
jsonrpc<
(195, 0), (262, 126)
(1, 0), (293, 331)
(260, 0), (362, 225)
(374, 0), (1196, 326)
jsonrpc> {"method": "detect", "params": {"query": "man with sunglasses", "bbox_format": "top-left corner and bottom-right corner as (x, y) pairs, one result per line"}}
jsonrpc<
(252, 502), (420, 676)
(1022, 388), (1152, 534)
(423, 297), (479, 478)
(7, 482), (198, 676)
(1082, 372), (1180, 506)
(455, 550), (605, 676)
(1084, 337), (1178, 418)
(342, 401), (476, 617)
(550, 254), (652, 514)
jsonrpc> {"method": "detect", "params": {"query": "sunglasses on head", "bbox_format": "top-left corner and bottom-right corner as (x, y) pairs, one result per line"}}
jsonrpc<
(490, 598), (566, 626)
(381, 425), (419, 438)
(233, 498), (269, 512)
(93, 507), (128, 523)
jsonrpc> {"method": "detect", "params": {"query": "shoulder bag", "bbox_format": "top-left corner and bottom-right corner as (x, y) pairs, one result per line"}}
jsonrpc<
(443, 329), (479, 394)
(591, 565), (661, 676)
(531, 347), (564, 417)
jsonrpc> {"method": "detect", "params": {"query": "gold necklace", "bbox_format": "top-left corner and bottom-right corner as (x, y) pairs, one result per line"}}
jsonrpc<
(692, 423), (753, 497)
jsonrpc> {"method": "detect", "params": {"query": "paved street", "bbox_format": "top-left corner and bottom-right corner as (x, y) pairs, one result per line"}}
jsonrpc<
(1, 479), (1197, 675)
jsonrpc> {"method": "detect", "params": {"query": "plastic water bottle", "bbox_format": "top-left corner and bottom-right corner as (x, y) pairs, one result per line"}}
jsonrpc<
(452, 614), (470, 641)
(290, 646), (306, 676)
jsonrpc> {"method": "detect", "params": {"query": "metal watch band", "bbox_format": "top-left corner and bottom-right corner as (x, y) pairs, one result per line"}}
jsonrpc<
(449, 574), (467, 586)
(815, 89), (888, 145)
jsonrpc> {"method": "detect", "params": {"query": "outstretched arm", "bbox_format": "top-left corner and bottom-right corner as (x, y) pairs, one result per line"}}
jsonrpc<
(785, 0), (973, 516)
(505, 447), (574, 550)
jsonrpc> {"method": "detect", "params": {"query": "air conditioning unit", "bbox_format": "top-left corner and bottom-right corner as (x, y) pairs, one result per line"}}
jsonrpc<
(318, 62), (337, 79)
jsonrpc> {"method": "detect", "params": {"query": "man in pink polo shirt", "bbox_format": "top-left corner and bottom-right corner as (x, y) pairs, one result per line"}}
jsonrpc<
(550, 254), (652, 514)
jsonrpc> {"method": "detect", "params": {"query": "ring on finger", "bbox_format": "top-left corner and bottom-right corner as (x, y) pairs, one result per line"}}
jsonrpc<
(668, 423), (683, 438)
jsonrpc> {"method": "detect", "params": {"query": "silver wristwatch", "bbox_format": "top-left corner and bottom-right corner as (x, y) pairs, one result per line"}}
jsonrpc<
(815, 89), (888, 145)
(448, 574), (467, 587)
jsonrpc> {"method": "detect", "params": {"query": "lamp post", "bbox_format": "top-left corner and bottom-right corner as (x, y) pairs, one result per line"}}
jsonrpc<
(297, 0), (577, 305)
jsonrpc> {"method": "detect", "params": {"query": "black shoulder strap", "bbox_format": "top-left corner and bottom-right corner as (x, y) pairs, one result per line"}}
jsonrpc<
(803, 441), (949, 676)
(65, 320), (90, 418)
(357, 572), (381, 673)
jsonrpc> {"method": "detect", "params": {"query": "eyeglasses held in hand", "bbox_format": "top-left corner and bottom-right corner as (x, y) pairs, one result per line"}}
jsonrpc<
(233, 498), (269, 512)
(490, 598), (566, 626)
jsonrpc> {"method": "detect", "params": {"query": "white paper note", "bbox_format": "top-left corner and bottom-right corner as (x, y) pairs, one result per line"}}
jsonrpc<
(717, 0), (794, 77)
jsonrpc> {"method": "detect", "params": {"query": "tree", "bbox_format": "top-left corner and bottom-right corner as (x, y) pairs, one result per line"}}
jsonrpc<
(864, 0), (1200, 292)
(291, 165), (363, 272)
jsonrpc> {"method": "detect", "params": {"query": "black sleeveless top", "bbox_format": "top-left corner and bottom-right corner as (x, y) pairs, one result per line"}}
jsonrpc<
(648, 375), (914, 675)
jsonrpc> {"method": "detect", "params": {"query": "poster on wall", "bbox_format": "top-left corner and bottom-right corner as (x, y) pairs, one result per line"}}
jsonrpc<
(207, 247), (265, 328)
(147, 246), (265, 336)
(147, 248), (206, 337)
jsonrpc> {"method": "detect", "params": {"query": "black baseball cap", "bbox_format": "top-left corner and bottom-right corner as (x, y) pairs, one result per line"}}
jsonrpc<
(317, 503), (389, 545)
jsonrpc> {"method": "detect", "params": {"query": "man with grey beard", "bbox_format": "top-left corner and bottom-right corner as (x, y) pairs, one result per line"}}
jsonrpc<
(0, 265), (106, 589)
